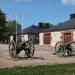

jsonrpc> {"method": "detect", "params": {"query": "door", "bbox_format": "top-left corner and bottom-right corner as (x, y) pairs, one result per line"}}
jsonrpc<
(43, 33), (50, 44)
(64, 33), (71, 43)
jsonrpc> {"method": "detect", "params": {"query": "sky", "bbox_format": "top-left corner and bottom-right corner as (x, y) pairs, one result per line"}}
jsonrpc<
(0, 0), (75, 28)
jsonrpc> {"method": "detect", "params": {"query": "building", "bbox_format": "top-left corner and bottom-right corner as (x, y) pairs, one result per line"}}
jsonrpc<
(22, 25), (41, 43)
(39, 14), (75, 47)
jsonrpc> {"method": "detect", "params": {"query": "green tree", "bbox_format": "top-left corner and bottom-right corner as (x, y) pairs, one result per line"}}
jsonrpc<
(4, 20), (21, 43)
(0, 9), (6, 42)
(6, 20), (21, 33)
(38, 22), (53, 29)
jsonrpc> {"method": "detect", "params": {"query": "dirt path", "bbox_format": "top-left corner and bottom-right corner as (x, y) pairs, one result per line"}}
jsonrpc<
(0, 44), (75, 68)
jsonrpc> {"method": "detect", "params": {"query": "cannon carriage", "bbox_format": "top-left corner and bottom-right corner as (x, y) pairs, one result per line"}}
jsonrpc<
(9, 36), (35, 59)
(54, 41), (75, 57)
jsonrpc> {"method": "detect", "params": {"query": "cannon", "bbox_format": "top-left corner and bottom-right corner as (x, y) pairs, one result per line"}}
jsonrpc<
(9, 39), (35, 59)
(54, 41), (75, 57)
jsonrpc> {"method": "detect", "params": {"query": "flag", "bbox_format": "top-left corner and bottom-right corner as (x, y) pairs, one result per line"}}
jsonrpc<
(13, 12), (16, 17)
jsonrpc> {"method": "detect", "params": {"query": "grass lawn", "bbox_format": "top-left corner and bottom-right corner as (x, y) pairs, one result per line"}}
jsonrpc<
(0, 63), (75, 75)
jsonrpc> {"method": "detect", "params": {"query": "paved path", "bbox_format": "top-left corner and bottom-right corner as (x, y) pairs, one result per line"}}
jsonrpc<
(0, 44), (75, 68)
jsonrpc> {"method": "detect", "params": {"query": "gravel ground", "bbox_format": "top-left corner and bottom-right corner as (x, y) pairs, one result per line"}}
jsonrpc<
(0, 44), (75, 68)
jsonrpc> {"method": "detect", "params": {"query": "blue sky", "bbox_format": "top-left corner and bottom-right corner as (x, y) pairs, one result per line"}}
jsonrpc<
(0, 0), (75, 28)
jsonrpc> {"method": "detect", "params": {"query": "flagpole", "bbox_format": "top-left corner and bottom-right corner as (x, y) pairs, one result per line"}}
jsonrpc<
(21, 11), (23, 36)
(16, 0), (23, 42)
(20, 11), (24, 42)
(15, 13), (17, 44)
(15, 0), (19, 44)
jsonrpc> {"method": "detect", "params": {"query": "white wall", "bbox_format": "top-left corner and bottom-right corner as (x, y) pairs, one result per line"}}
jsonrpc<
(73, 30), (75, 41)
(28, 34), (35, 40)
(10, 36), (14, 41)
(39, 32), (61, 46)
(20, 34), (37, 42)
(39, 33), (44, 45)
(20, 34), (28, 41)
(39, 29), (75, 47)
(51, 32), (62, 47)
(23, 34), (28, 41)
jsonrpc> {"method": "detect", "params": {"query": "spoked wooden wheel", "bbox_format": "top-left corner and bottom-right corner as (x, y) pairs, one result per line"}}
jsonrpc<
(57, 45), (66, 57)
(70, 41), (75, 55)
(55, 41), (63, 54)
(25, 40), (35, 58)
(9, 40), (17, 59)
(70, 41), (75, 50)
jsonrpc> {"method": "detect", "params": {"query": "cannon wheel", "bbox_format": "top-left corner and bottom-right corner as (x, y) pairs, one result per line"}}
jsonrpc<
(70, 41), (75, 50)
(25, 40), (35, 58)
(9, 40), (17, 59)
(55, 41), (63, 54)
(70, 41), (75, 55)
(57, 45), (66, 57)
(55, 41), (66, 57)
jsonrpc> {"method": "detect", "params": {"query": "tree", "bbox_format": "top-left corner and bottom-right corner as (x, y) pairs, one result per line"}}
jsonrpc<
(0, 9), (6, 42)
(6, 20), (22, 35)
(0, 9), (22, 43)
(4, 20), (21, 43)
(0, 10), (6, 35)
(38, 22), (53, 29)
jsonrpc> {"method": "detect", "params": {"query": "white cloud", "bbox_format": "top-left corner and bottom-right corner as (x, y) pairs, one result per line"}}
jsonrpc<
(62, 0), (75, 6)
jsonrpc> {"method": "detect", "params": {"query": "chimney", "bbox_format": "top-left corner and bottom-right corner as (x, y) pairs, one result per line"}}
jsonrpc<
(70, 14), (75, 19)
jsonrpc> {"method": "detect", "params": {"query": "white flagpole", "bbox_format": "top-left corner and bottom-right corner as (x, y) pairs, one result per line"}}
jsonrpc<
(20, 11), (24, 42)
(15, 13), (17, 44)
(16, 0), (23, 42)
(21, 11), (23, 36)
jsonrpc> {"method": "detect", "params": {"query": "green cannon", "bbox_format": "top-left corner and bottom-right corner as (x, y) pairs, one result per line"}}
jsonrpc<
(9, 39), (35, 59)
(54, 41), (75, 57)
